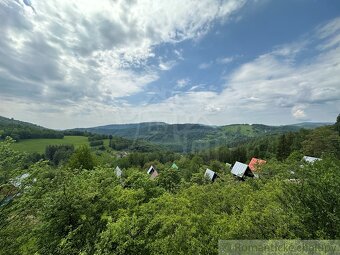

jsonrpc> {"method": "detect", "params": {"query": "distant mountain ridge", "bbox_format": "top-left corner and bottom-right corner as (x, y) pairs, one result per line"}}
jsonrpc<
(290, 122), (333, 128)
(71, 121), (332, 152)
(0, 115), (332, 152)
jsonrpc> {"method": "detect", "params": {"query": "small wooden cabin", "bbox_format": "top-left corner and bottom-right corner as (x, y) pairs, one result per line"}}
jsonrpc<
(204, 168), (218, 182)
(114, 166), (122, 178)
(248, 158), (266, 172)
(231, 161), (254, 179)
(147, 165), (159, 180)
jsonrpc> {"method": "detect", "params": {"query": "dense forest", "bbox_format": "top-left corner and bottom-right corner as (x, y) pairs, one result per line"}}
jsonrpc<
(0, 116), (339, 255)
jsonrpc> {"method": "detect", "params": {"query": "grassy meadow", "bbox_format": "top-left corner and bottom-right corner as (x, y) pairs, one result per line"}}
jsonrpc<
(11, 136), (109, 153)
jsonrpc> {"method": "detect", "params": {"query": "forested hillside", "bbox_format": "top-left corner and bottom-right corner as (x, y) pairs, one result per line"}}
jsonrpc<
(1, 115), (331, 153)
(72, 122), (330, 152)
(0, 117), (339, 255)
(0, 116), (63, 141)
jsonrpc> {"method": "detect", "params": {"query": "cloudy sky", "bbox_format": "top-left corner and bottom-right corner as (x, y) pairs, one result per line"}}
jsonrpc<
(0, 0), (340, 129)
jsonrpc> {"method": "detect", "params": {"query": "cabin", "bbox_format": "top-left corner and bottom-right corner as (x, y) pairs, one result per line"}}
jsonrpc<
(204, 168), (218, 182)
(9, 173), (30, 188)
(147, 165), (159, 180)
(114, 166), (122, 178)
(231, 161), (254, 179)
(248, 158), (266, 172)
(302, 156), (321, 164)
(171, 163), (179, 170)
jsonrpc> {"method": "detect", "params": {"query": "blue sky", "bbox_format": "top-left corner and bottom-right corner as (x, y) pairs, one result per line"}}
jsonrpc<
(0, 0), (339, 128)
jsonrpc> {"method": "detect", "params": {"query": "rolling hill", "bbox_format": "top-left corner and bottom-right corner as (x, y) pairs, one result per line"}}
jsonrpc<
(0, 115), (332, 152)
(71, 122), (332, 152)
(0, 116), (63, 141)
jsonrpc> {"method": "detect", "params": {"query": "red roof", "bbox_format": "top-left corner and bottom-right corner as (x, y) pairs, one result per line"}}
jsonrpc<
(248, 158), (266, 172)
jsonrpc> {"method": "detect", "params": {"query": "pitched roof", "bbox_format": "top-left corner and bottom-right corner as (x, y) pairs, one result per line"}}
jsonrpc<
(204, 168), (217, 181)
(150, 170), (159, 180)
(248, 158), (266, 172)
(147, 165), (156, 175)
(147, 165), (159, 179)
(303, 156), (321, 164)
(231, 162), (249, 178)
(115, 166), (122, 178)
(171, 163), (179, 170)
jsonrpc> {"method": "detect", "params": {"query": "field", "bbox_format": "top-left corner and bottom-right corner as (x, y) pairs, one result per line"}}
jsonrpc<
(11, 136), (109, 153)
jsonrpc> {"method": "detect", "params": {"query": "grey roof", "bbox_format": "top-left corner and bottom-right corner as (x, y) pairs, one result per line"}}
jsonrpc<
(115, 166), (122, 178)
(231, 161), (248, 178)
(303, 156), (321, 164)
(204, 168), (216, 181)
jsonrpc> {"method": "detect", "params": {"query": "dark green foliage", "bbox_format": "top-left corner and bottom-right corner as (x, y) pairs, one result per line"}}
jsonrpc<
(68, 146), (96, 170)
(116, 151), (180, 169)
(45, 145), (75, 166)
(109, 135), (113, 147)
(156, 167), (181, 192)
(302, 126), (340, 158)
(63, 130), (91, 136)
(88, 135), (107, 142)
(335, 114), (340, 136)
(0, 137), (28, 185)
(89, 140), (104, 147)
(276, 134), (289, 161)
(200, 146), (247, 165)
(108, 135), (161, 152)
(288, 157), (340, 239)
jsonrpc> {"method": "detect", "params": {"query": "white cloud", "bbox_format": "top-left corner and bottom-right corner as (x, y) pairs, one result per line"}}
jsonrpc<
(1, 1), (339, 128)
(189, 85), (200, 91)
(217, 57), (235, 64)
(176, 78), (190, 88)
(316, 17), (340, 40)
(292, 106), (307, 120)
(205, 105), (222, 113)
(0, 0), (248, 107)
(159, 60), (177, 71)
(126, 17), (340, 126)
(272, 40), (307, 58)
(198, 62), (213, 69)
(174, 49), (184, 60)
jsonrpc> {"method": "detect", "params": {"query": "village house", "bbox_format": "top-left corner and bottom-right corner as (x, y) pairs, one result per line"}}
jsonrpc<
(248, 158), (266, 173)
(204, 168), (218, 182)
(147, 165), (159, 180)
(231, 161), (254, 180)
(171, 163), (179, 170)
(302, 156), (321, 164)
(114, 166), (122, 178)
